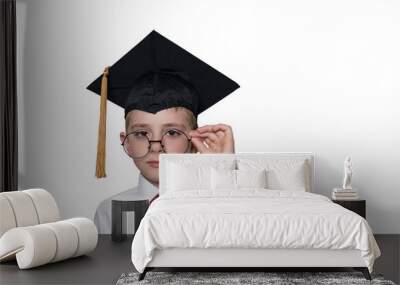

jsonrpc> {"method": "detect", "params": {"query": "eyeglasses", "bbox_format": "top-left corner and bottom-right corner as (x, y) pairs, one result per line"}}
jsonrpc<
(121, 128), (192, 159)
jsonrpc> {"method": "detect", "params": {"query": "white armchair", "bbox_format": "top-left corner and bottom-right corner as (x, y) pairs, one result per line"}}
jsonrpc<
(0, 188), (98, 269)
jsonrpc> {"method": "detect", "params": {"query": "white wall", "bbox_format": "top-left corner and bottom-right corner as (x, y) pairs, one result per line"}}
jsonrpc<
(16, 0), (400, 233)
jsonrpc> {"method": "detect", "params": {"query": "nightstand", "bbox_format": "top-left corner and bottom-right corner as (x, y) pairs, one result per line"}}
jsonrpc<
(332, 199), (366, 219)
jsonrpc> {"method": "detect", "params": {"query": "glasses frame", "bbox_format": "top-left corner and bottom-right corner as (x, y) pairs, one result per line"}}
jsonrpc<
(121, 128), (192, 159)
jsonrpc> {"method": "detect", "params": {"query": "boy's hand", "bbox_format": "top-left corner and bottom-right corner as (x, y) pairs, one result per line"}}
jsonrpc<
(188, 124), (235, 154)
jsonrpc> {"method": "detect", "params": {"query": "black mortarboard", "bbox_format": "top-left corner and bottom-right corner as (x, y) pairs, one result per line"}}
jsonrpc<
(86, 30), (240, 178)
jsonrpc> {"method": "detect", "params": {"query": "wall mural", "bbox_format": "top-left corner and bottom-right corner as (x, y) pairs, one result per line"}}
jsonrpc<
(86, 30), (240, 234)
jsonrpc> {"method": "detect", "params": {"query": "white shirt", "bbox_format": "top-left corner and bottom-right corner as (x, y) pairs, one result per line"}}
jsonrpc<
(94, 174), (159, 234)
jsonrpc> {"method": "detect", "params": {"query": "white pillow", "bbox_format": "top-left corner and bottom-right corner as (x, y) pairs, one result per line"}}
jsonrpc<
(236, 169), (268, 188)
(211, 168), (268, 190)
(211, 168), (236, 190)
(166, 163), (211, 191)
(164, 157), (236, 170)
(165, 159), (236, 192)
(237, 159), (310, 191)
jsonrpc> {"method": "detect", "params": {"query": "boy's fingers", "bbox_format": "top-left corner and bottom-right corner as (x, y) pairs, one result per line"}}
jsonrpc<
(215, 130), (225, 138)
(211, 124), (233, 135)
(196, 125), (223, 135)
(205, 139), (219, 151)
(195, 125), (214, 133)
(188, 130), (202, 137)
(190, 137), (209, 153)
(191, 124), (234, 153)
(196, 132), (219, 143)
(196, 124), (233, 137)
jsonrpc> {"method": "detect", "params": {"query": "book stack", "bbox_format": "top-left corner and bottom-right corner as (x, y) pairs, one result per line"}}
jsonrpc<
(332, 188), (359, 200)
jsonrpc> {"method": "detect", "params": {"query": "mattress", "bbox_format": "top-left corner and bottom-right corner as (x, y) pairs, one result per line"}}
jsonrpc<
(131, 189), (381, 273)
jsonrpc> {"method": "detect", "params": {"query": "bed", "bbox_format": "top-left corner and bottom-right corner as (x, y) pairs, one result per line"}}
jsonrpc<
(131, 153), (381, 281)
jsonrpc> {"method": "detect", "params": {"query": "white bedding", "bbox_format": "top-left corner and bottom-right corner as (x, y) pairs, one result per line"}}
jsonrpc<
(131, 190), (380, 273)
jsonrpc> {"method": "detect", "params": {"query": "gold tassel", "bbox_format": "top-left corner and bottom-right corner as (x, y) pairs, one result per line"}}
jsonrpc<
(95, 67), (110, 178)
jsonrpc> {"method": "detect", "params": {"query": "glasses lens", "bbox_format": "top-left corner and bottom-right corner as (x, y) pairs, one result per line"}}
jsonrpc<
(123, 132), (150, 158)
(162, 129), (190, 154)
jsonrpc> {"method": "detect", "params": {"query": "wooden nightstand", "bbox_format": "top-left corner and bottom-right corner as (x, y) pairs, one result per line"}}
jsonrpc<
(332, 199), (366, 219)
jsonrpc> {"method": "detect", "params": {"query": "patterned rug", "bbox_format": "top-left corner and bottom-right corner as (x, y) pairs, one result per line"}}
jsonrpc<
(116, 271), (396, 285)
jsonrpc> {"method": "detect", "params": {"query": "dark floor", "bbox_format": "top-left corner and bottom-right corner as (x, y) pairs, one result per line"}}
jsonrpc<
(0, 235), (398, 285)
(0, 235), (134, 285)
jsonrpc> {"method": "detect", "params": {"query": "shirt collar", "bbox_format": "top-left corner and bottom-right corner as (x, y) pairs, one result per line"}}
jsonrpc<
(137, 173), (158, 195)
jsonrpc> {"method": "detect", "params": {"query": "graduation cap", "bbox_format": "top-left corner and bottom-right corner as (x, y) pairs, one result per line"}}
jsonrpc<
(87, 30), (240, 178)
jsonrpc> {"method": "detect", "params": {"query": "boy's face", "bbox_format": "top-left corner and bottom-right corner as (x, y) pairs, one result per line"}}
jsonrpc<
(120, 107), (195, 187)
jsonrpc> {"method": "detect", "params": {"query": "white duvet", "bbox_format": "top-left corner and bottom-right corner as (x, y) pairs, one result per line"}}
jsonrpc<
(131, 190), (380, 273)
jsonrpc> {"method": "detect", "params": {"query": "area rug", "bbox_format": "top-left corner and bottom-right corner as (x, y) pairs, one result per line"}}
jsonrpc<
(116, 271), (396, 285)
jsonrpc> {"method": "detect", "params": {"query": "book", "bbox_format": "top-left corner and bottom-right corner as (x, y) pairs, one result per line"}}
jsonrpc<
(333, 188), (358, 193)
(332, 192), (358, 197)
(332, 193), (359, 200)
(332, 197), (360, 201)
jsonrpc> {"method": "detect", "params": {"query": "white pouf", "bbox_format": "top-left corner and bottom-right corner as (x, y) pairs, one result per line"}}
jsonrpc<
(0, 189), (98, 269)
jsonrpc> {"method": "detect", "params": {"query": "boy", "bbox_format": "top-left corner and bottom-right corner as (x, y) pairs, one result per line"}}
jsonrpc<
(88, 31), (239, 234)
(94, 107), (235, 233)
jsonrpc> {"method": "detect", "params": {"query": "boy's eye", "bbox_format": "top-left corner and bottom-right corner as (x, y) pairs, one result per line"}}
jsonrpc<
(132, 131), (149, 138)
(165, 129), (182, 137)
